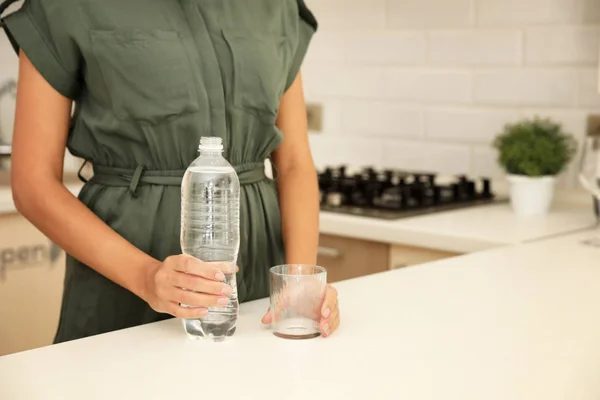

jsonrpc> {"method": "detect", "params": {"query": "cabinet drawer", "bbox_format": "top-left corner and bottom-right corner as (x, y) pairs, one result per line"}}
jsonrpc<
(390, 244), (460, 269)
(317, 234), (389, 283)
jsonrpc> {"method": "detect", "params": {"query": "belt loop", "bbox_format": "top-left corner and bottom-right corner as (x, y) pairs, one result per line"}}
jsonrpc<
(129, 164), (146, 197)
(77, 160), (89, 184)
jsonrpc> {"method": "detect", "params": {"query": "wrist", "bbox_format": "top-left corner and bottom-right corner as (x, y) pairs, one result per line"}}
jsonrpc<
(135, 257), (161, 303)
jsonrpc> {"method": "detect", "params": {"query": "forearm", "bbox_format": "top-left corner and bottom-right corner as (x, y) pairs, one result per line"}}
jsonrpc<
(13, 178), (158, 300)
(277, 165), (320, 265)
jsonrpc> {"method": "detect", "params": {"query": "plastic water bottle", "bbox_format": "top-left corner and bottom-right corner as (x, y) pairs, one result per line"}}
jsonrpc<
(180, 137), (240, 341)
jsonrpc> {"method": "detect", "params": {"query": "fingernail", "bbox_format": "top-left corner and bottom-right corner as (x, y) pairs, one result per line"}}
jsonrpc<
(322, 308), (330, 319)
(215, 272), (225, 281)
(198, 309), (209, 317)
(322, 323), (330, 336)
(221, 285), (233, 296)
(218, 263), (232, 273)
(217, 297), (230, 306)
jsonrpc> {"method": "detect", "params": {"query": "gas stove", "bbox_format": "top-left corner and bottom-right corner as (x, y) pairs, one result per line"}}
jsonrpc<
(318, 166), (502, 220)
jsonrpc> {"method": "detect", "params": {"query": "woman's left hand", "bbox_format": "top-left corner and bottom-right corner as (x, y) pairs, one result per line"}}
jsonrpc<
(261, 284), (340, 338)
(318, 284), (340, 337)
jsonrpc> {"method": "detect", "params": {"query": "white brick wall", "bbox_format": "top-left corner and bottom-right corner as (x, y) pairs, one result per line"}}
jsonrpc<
(308, 0), (387, 31)
(386, 0), (473, 29)
(386, 70), (473, 104)
(382, 140), (472, 175)
(473, 69), (580, 107)
(306, 32), (427, 65)
(476, 0), (579, 26)
(304, 0), (600, 188)
(426, 108), (521, 143)
(340, 101), (424, 138)
(429, 30), (522, 66)
(525, 27), (600, 65)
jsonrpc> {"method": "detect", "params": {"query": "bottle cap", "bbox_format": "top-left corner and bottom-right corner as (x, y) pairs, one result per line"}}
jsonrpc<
(198, 137), (223, 152)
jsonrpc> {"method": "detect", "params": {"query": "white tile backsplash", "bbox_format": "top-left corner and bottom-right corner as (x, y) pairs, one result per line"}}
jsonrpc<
(476, 0), (578, 26)
(471, 146), (504, 179)
(386, 70), (473, 104)
(308, 31), (427, 66)
(426, 108), (521, 144)
(309, 134), (383, 170)
(302, 64), (387, 99)
(340, 101), (424, 138)
(308, 0), (386, 31)
(577, 68), (600, 107)
(581, 0), (600, 24)
(429, 30), (522, 66)
(304, 0), (599, 188)
(386, 0), (473, 29)
(525, 27), (600, 66)
(307, 99), (343, 137)
(382, 140), (472, 175)
(473, 69), (580, 107)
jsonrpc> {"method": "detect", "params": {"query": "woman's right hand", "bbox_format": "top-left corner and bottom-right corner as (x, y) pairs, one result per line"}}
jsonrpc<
(143, 254), (234, 319)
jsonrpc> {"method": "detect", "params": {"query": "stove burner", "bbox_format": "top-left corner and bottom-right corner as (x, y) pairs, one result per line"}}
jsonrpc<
(318, 166), (500, 220)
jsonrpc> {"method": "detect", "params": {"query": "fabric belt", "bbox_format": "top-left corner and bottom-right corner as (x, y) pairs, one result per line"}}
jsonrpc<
(83, 162), (268, 197)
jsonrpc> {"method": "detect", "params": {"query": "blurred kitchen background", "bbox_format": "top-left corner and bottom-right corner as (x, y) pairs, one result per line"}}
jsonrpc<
(300, 0), (600, 190)
(2, 0), (600, 186)
(1, 0), (600, 355)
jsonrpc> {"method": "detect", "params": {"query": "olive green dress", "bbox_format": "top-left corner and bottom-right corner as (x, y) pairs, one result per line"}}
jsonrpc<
(1, 0), (317, 343)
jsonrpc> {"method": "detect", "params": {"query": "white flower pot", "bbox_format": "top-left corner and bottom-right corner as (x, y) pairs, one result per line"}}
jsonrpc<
(507, 175), (557, 216)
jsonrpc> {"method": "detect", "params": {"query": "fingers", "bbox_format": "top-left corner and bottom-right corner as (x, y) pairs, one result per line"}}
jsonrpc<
(320, 285), (339, 338)
(261, 307), (272, 325)
(321, 307), (339, 337)
(171, 271), (232, 296)
(167, 255), (229, 281)
(320, 284), (338, 318)
(150, 255), (238, 318)
(170, 287), (230, 308)
(167, 302), (209, 319)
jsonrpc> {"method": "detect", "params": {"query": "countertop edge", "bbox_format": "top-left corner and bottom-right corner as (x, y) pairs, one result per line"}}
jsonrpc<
(319, 213), (507, 253)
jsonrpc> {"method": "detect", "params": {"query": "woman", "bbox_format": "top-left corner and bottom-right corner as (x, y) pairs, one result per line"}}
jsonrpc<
(1, 0), (340, 342)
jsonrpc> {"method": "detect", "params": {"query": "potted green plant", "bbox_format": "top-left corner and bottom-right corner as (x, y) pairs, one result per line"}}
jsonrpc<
(493, 116), (577, 216)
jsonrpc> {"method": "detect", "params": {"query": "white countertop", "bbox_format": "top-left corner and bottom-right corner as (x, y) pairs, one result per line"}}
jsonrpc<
(320, 202), (597, 253)
(1, 228), (600, 399)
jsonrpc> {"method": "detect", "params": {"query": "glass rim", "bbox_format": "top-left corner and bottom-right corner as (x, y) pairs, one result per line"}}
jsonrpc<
(269, 264), (326, 277)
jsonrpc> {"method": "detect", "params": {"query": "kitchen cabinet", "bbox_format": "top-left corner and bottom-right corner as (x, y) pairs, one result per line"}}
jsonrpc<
(317, 234), (389, 283)
(317, 234), (461, 282)
(0, 213), (66, 356)
(389, 244), (460, 270)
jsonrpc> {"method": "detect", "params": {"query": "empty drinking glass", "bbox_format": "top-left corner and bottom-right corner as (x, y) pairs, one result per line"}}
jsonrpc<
(269, 264), (327, 339)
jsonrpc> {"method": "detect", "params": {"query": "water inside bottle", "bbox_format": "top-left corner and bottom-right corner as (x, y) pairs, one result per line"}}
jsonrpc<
(181, 153), (240, 341)
(182, 271), (238, 341)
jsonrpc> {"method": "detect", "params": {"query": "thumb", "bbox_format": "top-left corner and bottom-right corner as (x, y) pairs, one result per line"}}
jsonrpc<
(261, 308), (272, 325)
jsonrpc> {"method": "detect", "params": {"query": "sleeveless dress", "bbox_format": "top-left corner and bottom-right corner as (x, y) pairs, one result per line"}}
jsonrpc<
(1, 0), (317, 343)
